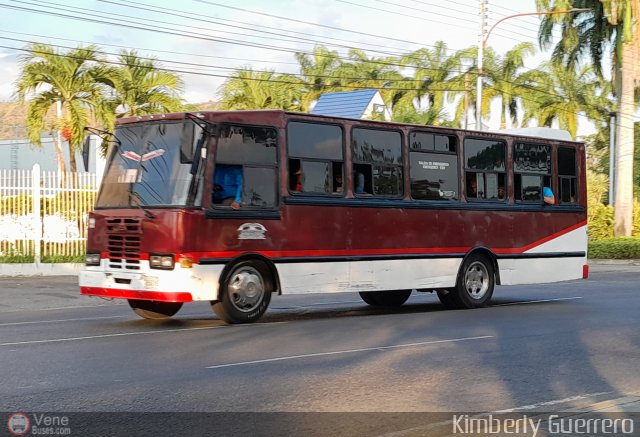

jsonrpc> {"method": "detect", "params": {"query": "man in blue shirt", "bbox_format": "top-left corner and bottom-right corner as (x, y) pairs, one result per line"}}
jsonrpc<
(213, 164), (243, 209)
(543, 186), (555, 205)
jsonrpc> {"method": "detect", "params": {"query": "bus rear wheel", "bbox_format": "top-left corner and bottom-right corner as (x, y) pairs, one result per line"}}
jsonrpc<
(448, 254), (495, 309)
(359, 290), (412, 306)
(436, 288), (462, 309)
(128, 299), (183, 320)
(212, 260), (272, 324)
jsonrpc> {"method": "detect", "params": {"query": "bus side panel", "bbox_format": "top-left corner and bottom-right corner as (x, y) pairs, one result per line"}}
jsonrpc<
(497, 224), (587, 285)
(276, 258), (461, 294)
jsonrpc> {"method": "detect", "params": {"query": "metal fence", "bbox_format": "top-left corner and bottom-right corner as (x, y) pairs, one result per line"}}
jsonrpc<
(0, 164), (97, 262)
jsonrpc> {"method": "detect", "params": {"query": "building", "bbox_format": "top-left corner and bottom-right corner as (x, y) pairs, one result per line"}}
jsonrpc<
(310, 89), (392, 121)
(0, 135), (105, 181)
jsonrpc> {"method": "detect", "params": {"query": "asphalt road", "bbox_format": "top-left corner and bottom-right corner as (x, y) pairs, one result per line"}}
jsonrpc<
(0, 264), (639, 436)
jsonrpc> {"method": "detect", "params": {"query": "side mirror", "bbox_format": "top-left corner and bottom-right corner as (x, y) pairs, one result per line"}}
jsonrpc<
(82, 135), (91, 172)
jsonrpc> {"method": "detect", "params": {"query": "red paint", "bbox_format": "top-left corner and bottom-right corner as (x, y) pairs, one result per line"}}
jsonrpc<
(80, 287), (193, 302)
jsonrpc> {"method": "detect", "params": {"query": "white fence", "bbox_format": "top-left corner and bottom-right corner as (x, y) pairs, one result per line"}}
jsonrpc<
(0, 164), (97, 262)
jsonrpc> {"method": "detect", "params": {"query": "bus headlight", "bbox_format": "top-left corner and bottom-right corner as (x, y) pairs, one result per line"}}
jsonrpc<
(150, 254), (174, 270)
(85, 252), (101, 266)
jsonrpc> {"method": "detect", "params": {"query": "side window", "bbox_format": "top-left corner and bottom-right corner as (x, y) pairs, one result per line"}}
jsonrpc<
(352, 128), (403, 197)
(287, 122), (343, 195)
(409, 132), (458, 200)
(464, 138), (506, 200)
(558, 146), (577, 203)
(513, 143), (551, 203)
(213, 125), (277, 209)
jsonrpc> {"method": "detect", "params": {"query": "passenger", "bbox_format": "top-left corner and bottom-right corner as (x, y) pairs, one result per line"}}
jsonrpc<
(543, 186), (555, 205)
(334, 175), (343, 193)
(468, 177), (478, 198)
(294, 168), (303, 191)
(497, 185), (505, 199)
(213, 164), (243, 210)
(354, 172), (365, 194)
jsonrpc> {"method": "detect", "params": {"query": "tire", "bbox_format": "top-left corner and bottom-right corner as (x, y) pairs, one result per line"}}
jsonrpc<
(212, 260), (272, 324)
(358, 290), (412, 307)
(436, 288), (463, 309)
(128, 299), (183, 320)
(451, 253), (495, 309)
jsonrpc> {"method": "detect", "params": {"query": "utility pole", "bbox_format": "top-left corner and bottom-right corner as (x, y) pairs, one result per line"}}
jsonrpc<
(476, 0), (488, 131)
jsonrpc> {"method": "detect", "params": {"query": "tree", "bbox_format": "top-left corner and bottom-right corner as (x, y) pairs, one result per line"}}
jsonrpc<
(295, 46), (342, 111)
(15, 43), (107, 175)
(396, 42), (467, 126)
(537, 0), (640, 236)
(218, 68), (303, 111)
(483, 42), (537, 129)
(333, 49), (406, 110)
(521, 62), (610, 138)
(106, 50), (185, 122)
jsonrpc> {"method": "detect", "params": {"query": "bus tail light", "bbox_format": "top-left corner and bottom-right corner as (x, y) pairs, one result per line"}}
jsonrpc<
(150, 254), (174, 270)
(583, 264), (589, 279)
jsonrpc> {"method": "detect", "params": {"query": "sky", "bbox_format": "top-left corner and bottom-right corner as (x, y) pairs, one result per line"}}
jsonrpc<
(0, 0), (594, 131)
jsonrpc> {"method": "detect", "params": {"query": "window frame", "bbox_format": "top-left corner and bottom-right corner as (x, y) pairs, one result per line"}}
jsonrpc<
(512, 142), (552, 204)
(286, 121), (345, 197)
(558, 146), (578, 204)
(211, 123), (279, 210)
(351, 126), (404, 198)
(408, 130), (459, 201)
(463, 137), (507, 202)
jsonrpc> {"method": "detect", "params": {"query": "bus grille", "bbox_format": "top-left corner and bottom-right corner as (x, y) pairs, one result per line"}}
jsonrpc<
(106, 218), (142, 270)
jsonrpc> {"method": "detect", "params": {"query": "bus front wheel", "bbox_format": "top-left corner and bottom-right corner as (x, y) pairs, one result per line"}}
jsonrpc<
(359, 290), (411, 306)
(128, 299), (183, 320)
(212, 260), (272, 324)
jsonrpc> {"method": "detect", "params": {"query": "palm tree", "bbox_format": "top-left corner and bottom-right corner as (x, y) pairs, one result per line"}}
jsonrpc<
(537, 0), (639, 236)
(333, 49), (406, 110)
(106, 50), (185, 122)
(399, 42), (465, 119)
(15, 43), (107, 175)
(521, 62), (610, 138)
(483, 42), (536, 129)
(295, 46), (342, 111)
(218, 68), (303, 111)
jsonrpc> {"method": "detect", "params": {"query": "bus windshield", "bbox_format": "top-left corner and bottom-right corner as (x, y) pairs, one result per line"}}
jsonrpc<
(96, 120), (202, 208)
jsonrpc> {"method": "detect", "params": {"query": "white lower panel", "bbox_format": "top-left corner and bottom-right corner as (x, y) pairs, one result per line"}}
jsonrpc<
(79, 261), (224, 301)
(498, 256), (586, 285)
(276, 258), (462, 294)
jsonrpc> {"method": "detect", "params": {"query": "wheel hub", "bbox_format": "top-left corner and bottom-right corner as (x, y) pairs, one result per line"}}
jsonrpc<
(229, 269), (264, 311)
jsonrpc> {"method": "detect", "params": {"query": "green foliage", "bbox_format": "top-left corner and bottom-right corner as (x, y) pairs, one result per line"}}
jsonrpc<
(41, 254), (84, 263)
(589, 237), (640, 259)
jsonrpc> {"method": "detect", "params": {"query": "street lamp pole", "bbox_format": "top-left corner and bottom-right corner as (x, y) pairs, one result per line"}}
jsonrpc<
(475, 8), (590, 131)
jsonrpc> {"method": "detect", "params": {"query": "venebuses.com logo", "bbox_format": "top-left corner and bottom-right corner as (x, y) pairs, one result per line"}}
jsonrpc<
(7, 413), (30, 436)
(6, 413), (71, 436)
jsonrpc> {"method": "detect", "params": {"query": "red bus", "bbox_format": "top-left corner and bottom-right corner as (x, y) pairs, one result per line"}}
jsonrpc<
(79, 110), (587, 324)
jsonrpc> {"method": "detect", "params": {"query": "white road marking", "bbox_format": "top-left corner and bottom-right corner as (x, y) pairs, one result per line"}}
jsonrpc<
(206, 335), (494, 369)
(493, 296), (583, 306)
(0, 325), (227, 347)
(494, 392), (614, 412)
(0, 316), (123, 327)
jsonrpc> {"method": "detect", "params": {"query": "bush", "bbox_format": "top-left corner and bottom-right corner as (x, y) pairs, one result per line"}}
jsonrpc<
(588, 237), (640, 259)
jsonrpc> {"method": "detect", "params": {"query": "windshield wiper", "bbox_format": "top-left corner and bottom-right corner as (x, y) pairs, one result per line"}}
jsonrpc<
(129, 190), (156, 219)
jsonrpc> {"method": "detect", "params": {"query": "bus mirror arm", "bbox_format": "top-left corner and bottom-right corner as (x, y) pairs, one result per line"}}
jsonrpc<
(83, 127), (122, 169)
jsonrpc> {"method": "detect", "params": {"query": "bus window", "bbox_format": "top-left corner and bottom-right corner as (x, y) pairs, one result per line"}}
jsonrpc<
(213, 125), (278, 209)
(409, 132), (458, 200)
(464, 138), (506, 200)
(513, 143), (551, 203)
(287, 122), (343, 196)
(558, 147), (577, 203)
(352, 128), (403, 197)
